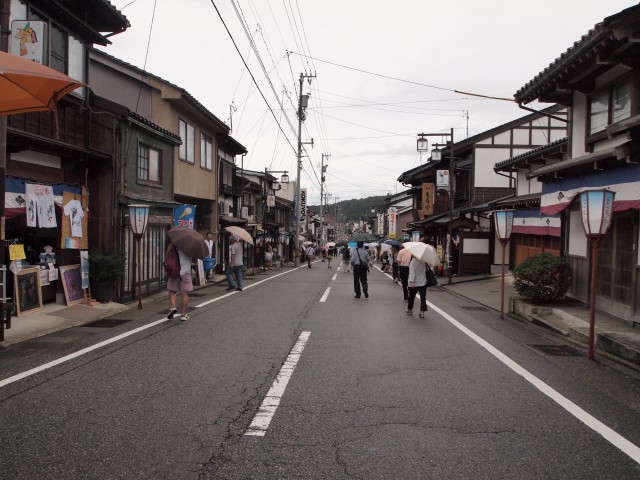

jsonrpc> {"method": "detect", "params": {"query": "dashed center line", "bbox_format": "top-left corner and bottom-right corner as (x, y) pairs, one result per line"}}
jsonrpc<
(245, 331), (311, 436)
(319, 287), (331, 303)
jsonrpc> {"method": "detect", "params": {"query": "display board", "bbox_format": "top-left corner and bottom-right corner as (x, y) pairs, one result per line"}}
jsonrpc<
(59, 264), (85, 306)
(15, 267), (43, 316)
(60, 188), (88, 250)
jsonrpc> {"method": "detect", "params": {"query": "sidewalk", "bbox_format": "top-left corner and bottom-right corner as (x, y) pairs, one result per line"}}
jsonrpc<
(2, 267), (640, 373)
(440, 273), (640, 372)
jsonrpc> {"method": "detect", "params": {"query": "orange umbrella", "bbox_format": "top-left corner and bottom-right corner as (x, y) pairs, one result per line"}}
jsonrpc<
(0, 51), (84, 116)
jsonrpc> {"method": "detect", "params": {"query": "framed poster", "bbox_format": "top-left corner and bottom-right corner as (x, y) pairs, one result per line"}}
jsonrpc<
(15, 267), (43, 316)
(59, 264), (85, 306)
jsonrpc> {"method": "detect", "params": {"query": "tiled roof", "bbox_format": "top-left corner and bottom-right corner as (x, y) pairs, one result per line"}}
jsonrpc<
(494, 137), (567, 171)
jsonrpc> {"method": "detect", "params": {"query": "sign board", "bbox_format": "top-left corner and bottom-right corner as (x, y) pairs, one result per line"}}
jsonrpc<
(388, 207), (397, 239)
(267, 195), (276, 208)
(299, 188), (307, 223)
(422, 183), (434, 216)
(10, 21), (44, 62)
(174, 204), (196, 228)
(437, 170), (449, 188)
(377, 213), (384, 235)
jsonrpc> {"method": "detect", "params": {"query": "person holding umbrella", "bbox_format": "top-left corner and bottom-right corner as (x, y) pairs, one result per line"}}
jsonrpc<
(226, 235), (244, 291)
(403, 242), (441, 318)
(165, 226), (209, 321)
(166, 241), (193, 321)
(350, 241), (371, 299)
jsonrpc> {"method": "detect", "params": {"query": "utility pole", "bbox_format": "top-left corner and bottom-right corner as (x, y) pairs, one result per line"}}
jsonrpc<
(319, 154), (328, 248)
(294, 72), (315, 266)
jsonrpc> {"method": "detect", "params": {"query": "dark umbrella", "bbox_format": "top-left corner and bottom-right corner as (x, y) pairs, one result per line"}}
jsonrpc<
(351, 233), (377, 243)
(335, 240), (348, 247)
(167, 227), (208, 259)
(384, 239), (402, 248)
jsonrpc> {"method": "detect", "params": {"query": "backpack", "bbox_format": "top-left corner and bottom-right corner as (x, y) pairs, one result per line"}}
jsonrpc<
(163, 246), (181, 279)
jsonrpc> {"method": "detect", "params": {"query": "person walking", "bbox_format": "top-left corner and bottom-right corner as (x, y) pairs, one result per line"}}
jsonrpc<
(406, 256), (428, 318)
(306, 244), (315, 268)
(391, 246), (399, 283)
(167, 242), (193, 321)
(341, 246), (351, 273)
(226, 235), (244, 291)
(204, 232), (214, 281)
(398, 246), (411, 301)
(326, 247), (333, 268)
(351, 241), (371, 299)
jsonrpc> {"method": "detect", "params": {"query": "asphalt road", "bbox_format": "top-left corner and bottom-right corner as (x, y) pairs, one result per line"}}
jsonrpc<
(1, 261), (640, 479)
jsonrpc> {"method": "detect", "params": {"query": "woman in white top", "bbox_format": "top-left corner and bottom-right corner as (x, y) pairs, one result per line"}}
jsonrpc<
(406, 257), (428, 318)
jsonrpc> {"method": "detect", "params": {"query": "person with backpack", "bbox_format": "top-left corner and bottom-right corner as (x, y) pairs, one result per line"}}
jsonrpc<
(341, 246), (351, 273)
(166, 241), (193, 321)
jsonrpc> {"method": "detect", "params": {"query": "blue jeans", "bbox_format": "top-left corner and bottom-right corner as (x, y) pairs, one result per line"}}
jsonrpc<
(226, 265), (243, 289)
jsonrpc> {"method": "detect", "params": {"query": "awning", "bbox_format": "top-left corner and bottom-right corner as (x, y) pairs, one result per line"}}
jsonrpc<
(512, 210), (561, 237)
(219, 216), (247, 226)
(540, 163), (640, 215)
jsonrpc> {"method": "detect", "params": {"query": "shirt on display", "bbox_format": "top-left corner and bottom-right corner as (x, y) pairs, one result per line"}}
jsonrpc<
(63, 199), (84, 238)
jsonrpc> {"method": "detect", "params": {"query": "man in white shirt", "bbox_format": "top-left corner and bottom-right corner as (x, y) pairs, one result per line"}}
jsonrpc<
(226, 235), (244, 291)
(350, 242), (372, 298)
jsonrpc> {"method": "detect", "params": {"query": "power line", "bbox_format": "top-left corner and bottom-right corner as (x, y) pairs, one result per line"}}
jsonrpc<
(288, 51), (514, 102)
(209, 0), (297, 154)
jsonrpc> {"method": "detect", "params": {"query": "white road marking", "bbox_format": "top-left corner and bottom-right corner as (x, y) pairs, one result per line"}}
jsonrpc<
(245, 331), (311, 436)
(0, 266), (304, 389)
(319, 287), (331, 303)
(0, 318), (171, 388)
(430, 303), (640, 465)
(331, 274), (337, 281)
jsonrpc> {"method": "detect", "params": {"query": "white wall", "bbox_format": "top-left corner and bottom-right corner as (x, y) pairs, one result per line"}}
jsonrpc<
(474, 148), (512, 187)
(571, 92), (588, 158)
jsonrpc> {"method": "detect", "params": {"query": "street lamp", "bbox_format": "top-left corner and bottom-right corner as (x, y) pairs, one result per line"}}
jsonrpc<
(128, 204), (150, 309)
(492, 209), (514, 319)
(579, 189), (615, 360)
(417, 129), (455, 284)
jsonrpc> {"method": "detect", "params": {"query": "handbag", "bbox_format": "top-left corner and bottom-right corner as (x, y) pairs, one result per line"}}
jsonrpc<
(426, 266), (438, 287)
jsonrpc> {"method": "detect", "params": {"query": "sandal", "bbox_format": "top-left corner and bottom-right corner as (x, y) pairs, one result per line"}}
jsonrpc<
(419, 311), (424, 318)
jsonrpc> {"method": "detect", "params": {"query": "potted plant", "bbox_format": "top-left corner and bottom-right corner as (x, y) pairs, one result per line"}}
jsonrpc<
(89, 250), (125, 303)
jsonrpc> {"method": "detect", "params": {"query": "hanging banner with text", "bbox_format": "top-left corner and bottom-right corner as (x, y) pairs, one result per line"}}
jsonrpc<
(388, 207), (397, 239)
(422, 183), (434, 216)
(174, 204), (196, 228)
(299, 188), (307, 223)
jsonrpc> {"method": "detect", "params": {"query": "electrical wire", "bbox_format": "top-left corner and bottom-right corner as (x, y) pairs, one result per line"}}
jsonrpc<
(209, 0), (297, 154)
(288, 51), (515, 102)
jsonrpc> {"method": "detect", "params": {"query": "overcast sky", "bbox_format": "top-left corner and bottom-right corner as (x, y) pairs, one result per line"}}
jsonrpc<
(99, 0), (637, 205)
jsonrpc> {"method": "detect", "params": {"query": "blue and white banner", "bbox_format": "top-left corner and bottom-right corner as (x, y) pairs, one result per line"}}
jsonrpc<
(173, 204), (196, 228)
(512, 210), (561, 237)
(541, 164), (640, 215)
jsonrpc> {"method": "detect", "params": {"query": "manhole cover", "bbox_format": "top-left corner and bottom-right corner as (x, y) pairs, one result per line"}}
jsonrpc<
(529, 344), (584, 356)
(459, 306), (489, 311)
(83, 319), (132, 328)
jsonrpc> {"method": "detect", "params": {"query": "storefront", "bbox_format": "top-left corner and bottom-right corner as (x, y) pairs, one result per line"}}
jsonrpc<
(4, 177), (89, 313)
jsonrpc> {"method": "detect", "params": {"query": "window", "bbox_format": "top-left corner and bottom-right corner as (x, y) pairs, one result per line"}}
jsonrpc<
(138, 144), (161, 183)
(67, 35), (85, 97)
(179, 120), (195, 163)
(589, 81), (632, 134)
(50, 24), (67, 74)
(201, 133), (213, 170)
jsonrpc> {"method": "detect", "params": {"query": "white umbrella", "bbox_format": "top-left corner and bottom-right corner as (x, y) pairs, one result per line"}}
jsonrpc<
(302, 241), (313, 246)
(224, 226), (254, 245)
(380, 243), (392, 253)
(325, 241), (336, 247)
(403, 242), (441, 267)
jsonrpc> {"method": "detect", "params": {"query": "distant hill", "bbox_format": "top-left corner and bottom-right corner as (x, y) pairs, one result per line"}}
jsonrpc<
(309, 195), (388, 222)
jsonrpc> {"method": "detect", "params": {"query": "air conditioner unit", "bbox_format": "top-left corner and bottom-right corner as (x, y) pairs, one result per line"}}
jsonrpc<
(218, 201), (225, 215)
(241, 206), (248, 219)
(226, 203), (233, 216)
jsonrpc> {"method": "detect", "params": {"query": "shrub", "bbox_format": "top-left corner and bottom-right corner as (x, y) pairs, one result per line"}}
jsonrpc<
(512, 253), (571, 303)
(89, 250), (126, 283)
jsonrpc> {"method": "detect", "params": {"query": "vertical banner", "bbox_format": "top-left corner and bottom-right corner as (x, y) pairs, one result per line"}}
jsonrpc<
(437, 170), (450, 188)
(377, 213), (384, 235)
(388, 207), (397, 239)
(422, 183), (434, 216)
(80, 250), (89, 289)
(174, 204), (196, 228)
(299, 188), (307, 223)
